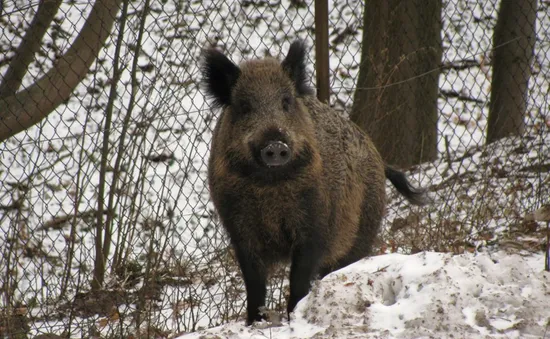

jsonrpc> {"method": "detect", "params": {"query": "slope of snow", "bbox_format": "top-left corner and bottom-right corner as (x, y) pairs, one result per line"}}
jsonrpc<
(178, 250), (550, 339)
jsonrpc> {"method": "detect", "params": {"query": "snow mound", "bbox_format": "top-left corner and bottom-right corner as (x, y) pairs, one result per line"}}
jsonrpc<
(178, 251), (550, 339)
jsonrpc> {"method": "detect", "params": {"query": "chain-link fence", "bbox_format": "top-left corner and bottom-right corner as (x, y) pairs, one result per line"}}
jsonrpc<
(0, 0), (548, 337)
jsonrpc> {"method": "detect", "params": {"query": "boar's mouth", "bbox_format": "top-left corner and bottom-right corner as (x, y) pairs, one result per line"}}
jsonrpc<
(225, 143), (314, 185)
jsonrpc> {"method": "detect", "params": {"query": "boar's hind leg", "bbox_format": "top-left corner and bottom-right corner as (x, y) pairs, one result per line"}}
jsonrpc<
(287, 238), (325, 317)
(234, 245), (268, 325)
(318, 205), (382, 278)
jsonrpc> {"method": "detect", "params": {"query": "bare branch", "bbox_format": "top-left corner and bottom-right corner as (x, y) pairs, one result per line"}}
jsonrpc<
(38, 209), (109, 232)
(440, 59), (483, 71)
(0, 0), (122, 142)
(439, 89), (485, 104)
(0, 0), (62, 98)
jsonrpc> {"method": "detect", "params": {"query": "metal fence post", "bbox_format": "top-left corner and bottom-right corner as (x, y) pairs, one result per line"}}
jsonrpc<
(315, 0), (330, 103)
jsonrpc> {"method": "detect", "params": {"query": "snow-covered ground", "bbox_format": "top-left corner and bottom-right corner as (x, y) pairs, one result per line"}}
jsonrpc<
(178, 250), (550, 339)
(382, 131), (550, 255)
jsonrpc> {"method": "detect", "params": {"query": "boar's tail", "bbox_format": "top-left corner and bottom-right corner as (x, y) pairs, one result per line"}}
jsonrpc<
(385, 165), (430, 206)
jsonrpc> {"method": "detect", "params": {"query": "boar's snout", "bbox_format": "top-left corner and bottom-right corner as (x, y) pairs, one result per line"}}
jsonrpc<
(260, 141), (291, 167)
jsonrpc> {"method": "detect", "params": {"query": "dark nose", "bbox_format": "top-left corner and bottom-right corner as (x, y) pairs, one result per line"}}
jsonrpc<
(260, 141), (291, 167)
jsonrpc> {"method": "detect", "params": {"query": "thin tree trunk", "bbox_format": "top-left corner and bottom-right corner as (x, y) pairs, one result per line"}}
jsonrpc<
(91, 0), (130, 291)
(487, 0), (537, 144)
(351, 0), (442, 169)
(0, 0), (62, 98)
(0, 0), (122, 142)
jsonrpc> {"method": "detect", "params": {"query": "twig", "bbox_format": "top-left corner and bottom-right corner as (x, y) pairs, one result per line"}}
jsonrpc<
(0, 200), (22, 212)
(440, 89), (485, 104)
(441, 135), (452, 178)
(372, 265), (390, 273)
(38, 210), (109, 232)
(546, 221), (549, 272)
(440, 59), (482, 71)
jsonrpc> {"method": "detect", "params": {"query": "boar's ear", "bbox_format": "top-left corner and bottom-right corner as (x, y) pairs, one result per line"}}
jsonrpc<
(281, 40), (314, 96)
(201, 48), (241, 108)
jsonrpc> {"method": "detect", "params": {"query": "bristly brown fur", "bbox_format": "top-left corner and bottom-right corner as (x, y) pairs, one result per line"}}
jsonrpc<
(203, 40), (428, 325)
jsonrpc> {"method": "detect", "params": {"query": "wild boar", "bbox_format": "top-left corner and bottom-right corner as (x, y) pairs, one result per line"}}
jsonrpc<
(202, 40), (428, 325)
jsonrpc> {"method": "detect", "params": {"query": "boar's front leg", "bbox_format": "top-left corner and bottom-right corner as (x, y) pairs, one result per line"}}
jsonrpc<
(216, 193), (268, 325)
(287, 188), (327, 318)
(233, 244), (267, 325)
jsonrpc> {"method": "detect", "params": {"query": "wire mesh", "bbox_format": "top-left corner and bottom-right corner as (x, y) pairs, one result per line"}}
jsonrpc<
(0, 0), (548, 337)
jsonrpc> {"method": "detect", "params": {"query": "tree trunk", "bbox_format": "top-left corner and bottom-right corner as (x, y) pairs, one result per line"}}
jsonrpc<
(487, 0), (537, 144)
(350, 0), (442, 169)
(0, 0), (122, 142)
(0, 0), (62, 98)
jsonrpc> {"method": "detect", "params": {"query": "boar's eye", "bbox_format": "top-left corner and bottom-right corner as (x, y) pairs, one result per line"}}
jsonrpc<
(237, 99), (251, 114)
(282, 95), (293, 111)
